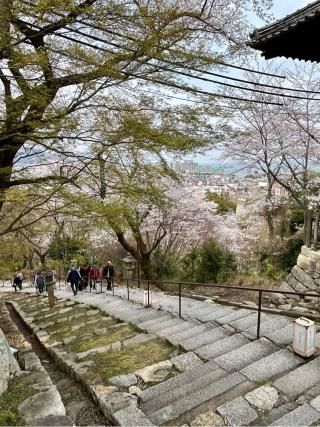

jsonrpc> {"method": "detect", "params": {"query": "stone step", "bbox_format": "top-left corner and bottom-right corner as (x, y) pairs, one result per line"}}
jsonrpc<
(240, 349), (303, 382)
(125, 310), (169, 324)
(196, 307), (234, 322)
(273, 356), (320, 399)
(265, 324), (293, 346)
(228, 312), (270, 332)
(244, 316), (290, 338)
(179, 327), (231, 351)
(148, 372), (247, 425)
(270, 403), (320, 426)
(168, 324), (212, 345)
(142, 367), (226, 415)
(195, 334), (251, 361)
(144, 318), (184, 334)
(138, 360), (219, 404)
(157, 321), (194, 338)
(136, 314), (173, 330)
(214, 337), (279, 372)
(214, 309), (253, 325)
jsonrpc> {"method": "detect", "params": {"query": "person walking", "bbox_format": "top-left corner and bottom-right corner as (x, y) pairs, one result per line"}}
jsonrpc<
(13, 274), (21, 292)
(66, 266), (82, 296)
(102, 260), (115, 291)
(35, 272), (45, 294)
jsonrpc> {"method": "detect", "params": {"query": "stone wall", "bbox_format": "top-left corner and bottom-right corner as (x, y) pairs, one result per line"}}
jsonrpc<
(271, 246), (320, 314)
(0, 329), (20, 395)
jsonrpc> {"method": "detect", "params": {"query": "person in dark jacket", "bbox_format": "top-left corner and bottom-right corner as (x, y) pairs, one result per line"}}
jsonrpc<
(35, 272), (45, 293)
(102, 260), (115, 291)
(67, 267), (82, 296)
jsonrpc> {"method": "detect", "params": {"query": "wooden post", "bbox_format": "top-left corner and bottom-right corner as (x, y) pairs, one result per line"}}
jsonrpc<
(313, 212), (320, 250)
(306, 210), (313, 248)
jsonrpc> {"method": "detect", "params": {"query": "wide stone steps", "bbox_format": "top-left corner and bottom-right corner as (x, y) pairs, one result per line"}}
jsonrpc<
(195, 333), (250, 361)
(270, 404), (320, 426)
(167, 324), (212, 345)
(244, 316), (290, 338)
(179, 326), (231, 351)
(214, 337), (279, 372)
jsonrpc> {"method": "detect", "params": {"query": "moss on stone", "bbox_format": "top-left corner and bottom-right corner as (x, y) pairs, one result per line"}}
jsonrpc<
(0, 377), (36, 426)
(86, 338), (176, 382)
(72, 324), (136, 352)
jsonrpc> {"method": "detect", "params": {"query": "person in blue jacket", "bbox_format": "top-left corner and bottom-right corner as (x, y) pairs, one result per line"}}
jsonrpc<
(66, 266), (82, 296)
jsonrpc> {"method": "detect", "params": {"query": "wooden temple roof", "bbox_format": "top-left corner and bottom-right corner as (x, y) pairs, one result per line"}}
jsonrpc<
(249, 1), (320, 62)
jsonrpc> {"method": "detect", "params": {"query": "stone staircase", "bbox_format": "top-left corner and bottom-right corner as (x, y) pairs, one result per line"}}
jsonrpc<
(10, 286), (320, 426)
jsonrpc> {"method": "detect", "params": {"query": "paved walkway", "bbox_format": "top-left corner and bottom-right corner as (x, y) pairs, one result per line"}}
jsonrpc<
(3, 284), (320, 425)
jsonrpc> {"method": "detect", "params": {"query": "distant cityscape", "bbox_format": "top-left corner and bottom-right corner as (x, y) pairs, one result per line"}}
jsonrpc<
(170, 159), (287, 200)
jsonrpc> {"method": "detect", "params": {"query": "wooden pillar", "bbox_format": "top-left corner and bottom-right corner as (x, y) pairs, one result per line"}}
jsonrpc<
(305, 210), (313, 248)
(313, 212), (320, 250)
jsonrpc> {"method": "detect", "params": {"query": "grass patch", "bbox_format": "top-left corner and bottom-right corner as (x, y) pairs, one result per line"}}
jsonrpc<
(72, 324), (136, 352)
(0, 377), (36, 426)
(87, 338), (176, 382)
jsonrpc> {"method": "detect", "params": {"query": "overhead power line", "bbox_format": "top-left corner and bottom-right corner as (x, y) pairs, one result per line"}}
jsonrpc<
(18, 18), (320, 103)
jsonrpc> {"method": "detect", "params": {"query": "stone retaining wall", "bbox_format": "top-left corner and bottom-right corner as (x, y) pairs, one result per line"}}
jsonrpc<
(271, 246), (320, 314)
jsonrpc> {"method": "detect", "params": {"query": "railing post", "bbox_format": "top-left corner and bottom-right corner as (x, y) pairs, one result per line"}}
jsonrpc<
(257, 290), (262, 339)
(127, 278), (129, 300)
(147, 280), (150, 307)
(89, 272), (91, 293)
(313, 212), (320, 250)
(112, 277), (115, 296)
(179, 283), (182, 318)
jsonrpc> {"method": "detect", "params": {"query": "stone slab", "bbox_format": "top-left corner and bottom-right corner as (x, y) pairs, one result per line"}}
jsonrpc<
(123, 333), (157, 348)
(18, 387), (66, 424)
(98, 392), (137, 416)
(196, 307), (234, 322)
(214, 309), (252, 325)
(244, 385), (278, 411)
(214, 337), (278, 372)
(138, 360), (219, 403)
(195, 334), (250, 361)
(217, 396), (258, 426)
(168, 324), (211, 345)
(157, 321), (192, 338)
(245, 317), (290, 338)
(270, 403), (320, 426)
(113, 405), (154, 426)
(240, 349), (302, 382)
(142, 367), (226, 415)
(109, 373), (137, 388)
(144, 318), (183, 333)
(273, 357), (320, 399)
(228, 313), (269, 331)
(265, 324), (293, 345)
(135, 360), (172, 383)
(149, 372), (246, 425)
(171, 352), (203, 372)
(135, 314), (173, 329)
(180, 327), (231, 351)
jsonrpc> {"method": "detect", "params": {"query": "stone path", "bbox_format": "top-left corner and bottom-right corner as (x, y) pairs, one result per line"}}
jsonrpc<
(3, 285), (320, 426)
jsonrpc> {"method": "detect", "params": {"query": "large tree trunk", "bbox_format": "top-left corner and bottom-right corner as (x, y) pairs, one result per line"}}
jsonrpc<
(140, 252), (155, 280)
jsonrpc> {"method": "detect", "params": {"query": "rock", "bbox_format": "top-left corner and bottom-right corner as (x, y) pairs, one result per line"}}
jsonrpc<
(123, 333), (157, 348)
(171, 352), (203, 372)
(18, 387), (66, 425)
(112, 405), (154, 426)
(297, 254), (311, 271)
(33, 415), (73, 426)
(242, 301), (258, 307)
(217, 396), (258, 426)
(63, 336), (77, 345)
(86, 309), (100, 316)
(91, 384), (118, 399)
(65, 400), (87, 419)
(111, 341), (121, 350)
(129, 386), (141, 394)
(279, 282), (300, 301)
(109, 373), (137, 388)
(244, 385), (278, 411)
(135, 360), (172, 383)
(98, 392), (137, 416)
(310, 396), (320, 411)
(20, 352), (42, 371)
(71, 322), (86, 331)
(191, 411), (225, 426)
(109, 323), (128, 330)
(0, 330), (10, 394)
(278, 304), (292, 311)
(77, 345), (111, 361)
(291, 266), (317, 291)
(94, 328), (108, 336)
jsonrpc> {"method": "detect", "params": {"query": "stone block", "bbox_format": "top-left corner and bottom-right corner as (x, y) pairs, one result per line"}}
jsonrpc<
(244, 385), (278, 411)
(63, 336), (76, 345)
(18, 386), (66, 425)
(270, 403), (320, 426)
(279, 282), (300, 301)
(191, 411), (225, 426)
(171, 352), (203, 372)
(291, 266), (317, 291)
(98, 392), (137, 416)
(297, 254), (311, 271)
(217, 396), (258, 426)
(109, 373), (137, 388)
(112, 405), (154, 426)
(91, 384), (118, 400)
(135, 360), (172, 383)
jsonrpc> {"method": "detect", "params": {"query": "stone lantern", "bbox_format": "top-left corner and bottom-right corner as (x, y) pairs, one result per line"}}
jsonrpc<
(44, 270), (55, 307)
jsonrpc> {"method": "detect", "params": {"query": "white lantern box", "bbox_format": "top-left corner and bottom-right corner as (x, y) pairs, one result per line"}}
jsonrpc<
(143, 291), (152, 307)
(293, 317), (316, 358)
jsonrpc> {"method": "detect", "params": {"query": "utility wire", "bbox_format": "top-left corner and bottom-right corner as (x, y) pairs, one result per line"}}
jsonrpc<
(18, 18), (320, 102)
(22, 0), (286, 79)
